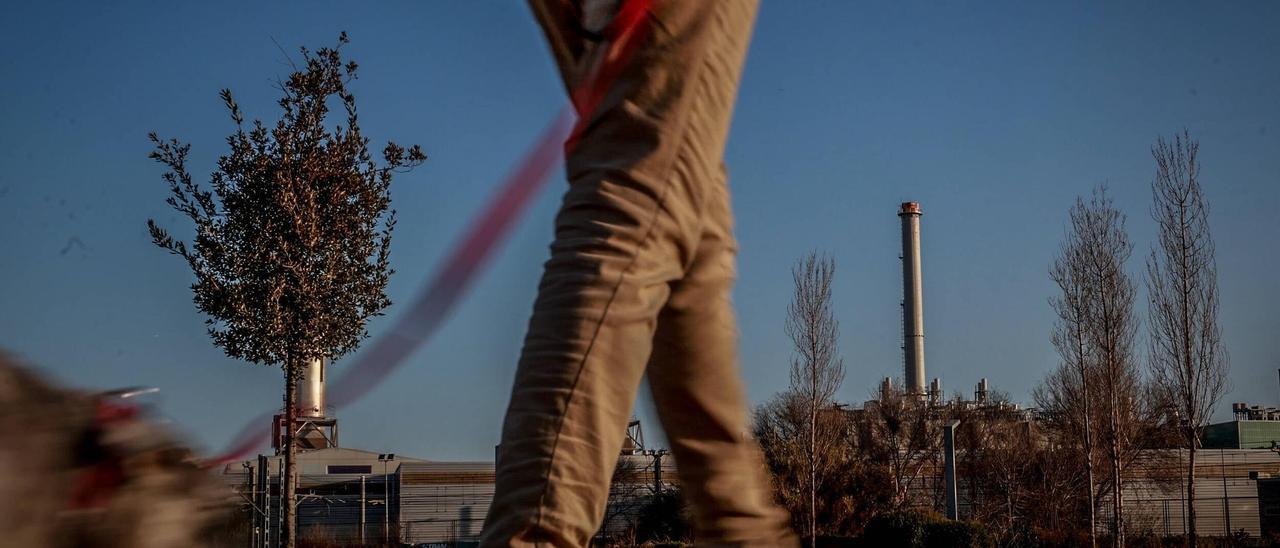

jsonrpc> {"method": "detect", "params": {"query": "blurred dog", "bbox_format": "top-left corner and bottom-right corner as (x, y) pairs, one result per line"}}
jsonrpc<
(0, 353), (230, 548)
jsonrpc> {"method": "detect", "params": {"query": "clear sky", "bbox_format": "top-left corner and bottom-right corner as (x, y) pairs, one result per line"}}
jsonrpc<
(2, 1), (1277, 461)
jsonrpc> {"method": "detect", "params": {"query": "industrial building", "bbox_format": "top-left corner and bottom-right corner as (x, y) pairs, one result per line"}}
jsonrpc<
(1202, 403), (1280, 450)
(217, 201), (1280, 544)
(880, 201), (1280, 538)
(221, 359), (674, 547)
(223, 446), (673, 546)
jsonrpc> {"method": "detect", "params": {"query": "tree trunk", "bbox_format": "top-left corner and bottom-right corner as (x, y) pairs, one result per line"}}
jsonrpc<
(1111, 438), (1123, 548)
(283, 365), (298, 548)
(810, 389), (817, 546)
(1082, 409), (1097, 548)
(1180, 213), (1198, 548)
(1077, 330), (1097, 548)
(1187, 444), (1198, 547)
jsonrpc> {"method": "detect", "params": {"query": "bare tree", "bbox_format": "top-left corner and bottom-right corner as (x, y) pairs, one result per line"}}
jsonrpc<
(1022, 423), (1093, 543)
(1050, 208), (1099, 548)
(952, 390), (1031, 536)
(754, 392), (868, 536)
(598, 456), (650, 542)
(1076, 187), (1141, 548)
(1145, 131), (1229, 548)
(1035, 362), (1112, 543)
(1040, 188), (1143, 547)
(857, 384), (945, 510)
(785, 253), (845, 544)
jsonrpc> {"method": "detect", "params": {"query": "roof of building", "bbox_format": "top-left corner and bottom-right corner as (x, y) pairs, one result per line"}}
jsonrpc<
(221, 446), (430, 476)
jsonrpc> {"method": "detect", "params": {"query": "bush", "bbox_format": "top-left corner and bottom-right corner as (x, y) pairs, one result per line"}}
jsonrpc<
(924, 520), (994, 548)
(633, 489), (691, 544)
(996, 524), (1088, 548)
(859, 510), (937, 547)
(857, 510), (994, 548)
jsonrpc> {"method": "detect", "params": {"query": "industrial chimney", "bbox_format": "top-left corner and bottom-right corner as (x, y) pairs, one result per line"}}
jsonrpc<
(899, 202), (926, 395)
(299, 357), (326, 417)
(272, 357), (339, 452)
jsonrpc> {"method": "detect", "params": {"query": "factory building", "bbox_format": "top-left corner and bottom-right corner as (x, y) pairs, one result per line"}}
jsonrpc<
(881, 201), (1280, 538)
(223, 447), (673, 546)
(222, 369), (673, 548)
(217, 201), (1280, 544)
(1202, 403), (1280, 450)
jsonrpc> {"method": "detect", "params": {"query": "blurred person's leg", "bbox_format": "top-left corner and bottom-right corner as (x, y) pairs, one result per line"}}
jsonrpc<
(646, 164), (792, 544)
(483, 1), (793, 545)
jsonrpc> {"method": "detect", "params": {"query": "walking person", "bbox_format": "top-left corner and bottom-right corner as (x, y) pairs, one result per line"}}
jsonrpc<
(482, 1), (796, 545)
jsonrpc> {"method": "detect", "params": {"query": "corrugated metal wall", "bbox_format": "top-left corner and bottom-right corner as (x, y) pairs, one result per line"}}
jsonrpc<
(1239, 422), (1280, 449)
(1095, 448), (1279, 537)
(398, 461), (495, 544)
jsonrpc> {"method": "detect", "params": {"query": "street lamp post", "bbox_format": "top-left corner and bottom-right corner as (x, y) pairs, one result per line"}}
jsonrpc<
(360, 475), (366, 546)
(378, 454), (396, 545)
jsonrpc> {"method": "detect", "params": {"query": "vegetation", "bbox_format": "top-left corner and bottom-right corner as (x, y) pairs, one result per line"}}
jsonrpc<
(1145, 130), (1229, 548)
(147, 33), (424, 547)
(785, 253), (846, 544)
(741, 133), (1233, 548)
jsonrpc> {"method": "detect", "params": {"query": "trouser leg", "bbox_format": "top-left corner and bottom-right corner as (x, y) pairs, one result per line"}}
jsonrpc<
(483, 171), (682, 547)
(647, 165), (797, 546)
(483, 1), (788, 545)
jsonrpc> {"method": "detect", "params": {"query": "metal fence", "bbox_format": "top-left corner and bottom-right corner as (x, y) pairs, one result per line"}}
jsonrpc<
(227, 448), (1280, 545)
(898, 448), (1279, 539)
(226, 453), (678, 546)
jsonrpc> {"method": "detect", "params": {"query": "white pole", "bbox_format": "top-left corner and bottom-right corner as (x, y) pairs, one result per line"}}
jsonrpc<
(384, 458), (389, 544)
(360, 475), (366, 546)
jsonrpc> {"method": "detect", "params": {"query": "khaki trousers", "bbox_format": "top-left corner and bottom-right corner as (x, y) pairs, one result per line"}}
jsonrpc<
(482, 1), (795, 545)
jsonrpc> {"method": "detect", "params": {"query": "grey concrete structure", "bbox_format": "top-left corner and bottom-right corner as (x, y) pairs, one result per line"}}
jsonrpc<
(898, 201), (926, 394)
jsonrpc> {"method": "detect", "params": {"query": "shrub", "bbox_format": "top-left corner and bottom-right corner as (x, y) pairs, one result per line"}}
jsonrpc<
(857, 510), (994, 548)
(924, 519), (994, 548)
(858, 510), (939, 547)
(996, 524), (1088, 548)
(633, 489), (691, 544)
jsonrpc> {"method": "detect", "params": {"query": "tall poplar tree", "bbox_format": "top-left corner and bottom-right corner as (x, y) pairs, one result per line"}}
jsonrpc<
(784, 253), (844, 545)
(1146, 131), (1228, 548)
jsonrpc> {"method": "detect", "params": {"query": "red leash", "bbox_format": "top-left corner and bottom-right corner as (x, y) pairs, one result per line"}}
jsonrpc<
(209, 0), (653, 466)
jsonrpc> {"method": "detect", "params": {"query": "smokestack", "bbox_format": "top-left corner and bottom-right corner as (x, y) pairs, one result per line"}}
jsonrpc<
(271, 356), (339, 452)
(299, 357), (326, 417)
(899, 202), (926, 395)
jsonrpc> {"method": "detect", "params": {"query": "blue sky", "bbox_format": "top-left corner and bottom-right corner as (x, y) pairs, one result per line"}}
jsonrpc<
(1, 1), (1277, 461)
